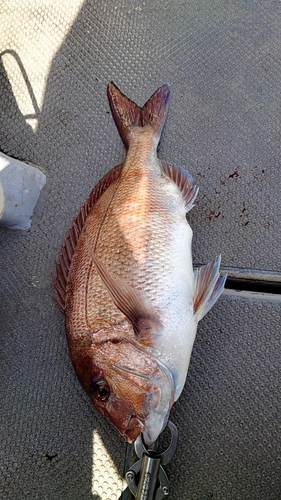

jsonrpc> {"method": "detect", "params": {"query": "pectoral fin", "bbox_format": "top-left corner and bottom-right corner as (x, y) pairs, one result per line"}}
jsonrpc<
(193, 255), (227, 321)
(91, 252), (162, 343)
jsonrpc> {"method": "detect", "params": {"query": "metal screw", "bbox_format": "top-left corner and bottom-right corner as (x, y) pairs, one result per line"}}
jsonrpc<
(126, 471), (135, 482)
(162, 485), (169, 495)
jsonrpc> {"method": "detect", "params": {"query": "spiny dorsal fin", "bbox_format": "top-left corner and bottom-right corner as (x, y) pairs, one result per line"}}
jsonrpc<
(193, 255), (227, 321)
(52, 163), (123, 312)
(160, 160), (199, 212)
(107, 82), (171, 148)
(90, 250), (162, 345)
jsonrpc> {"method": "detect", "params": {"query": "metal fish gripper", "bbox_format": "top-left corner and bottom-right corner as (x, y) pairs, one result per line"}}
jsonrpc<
(125, 421), (178, 500)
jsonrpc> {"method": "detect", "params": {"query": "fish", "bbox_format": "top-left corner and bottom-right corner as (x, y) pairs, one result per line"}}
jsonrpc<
(52, 82), (226, 445)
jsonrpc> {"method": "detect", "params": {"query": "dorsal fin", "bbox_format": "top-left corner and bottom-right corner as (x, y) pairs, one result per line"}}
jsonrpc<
(160, 160), (199, 212)
(193, 255), (227, 321)
(107, 82), (171, 148)
(51, 163), (123, 312)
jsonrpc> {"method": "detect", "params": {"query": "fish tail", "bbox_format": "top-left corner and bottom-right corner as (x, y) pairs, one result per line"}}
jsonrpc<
(107, 82), (171, 148)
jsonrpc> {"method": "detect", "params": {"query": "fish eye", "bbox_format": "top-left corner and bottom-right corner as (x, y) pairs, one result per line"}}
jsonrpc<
(90, 379), (110, 401)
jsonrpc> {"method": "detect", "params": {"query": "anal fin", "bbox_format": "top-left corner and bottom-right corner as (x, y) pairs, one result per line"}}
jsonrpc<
(194, 255), (227, 321)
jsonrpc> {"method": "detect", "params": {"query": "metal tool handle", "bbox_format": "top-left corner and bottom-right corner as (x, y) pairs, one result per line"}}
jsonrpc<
(135, 454), (161, 500)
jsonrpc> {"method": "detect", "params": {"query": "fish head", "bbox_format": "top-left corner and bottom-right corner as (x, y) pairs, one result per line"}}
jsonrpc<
(75, 337), (174, 444)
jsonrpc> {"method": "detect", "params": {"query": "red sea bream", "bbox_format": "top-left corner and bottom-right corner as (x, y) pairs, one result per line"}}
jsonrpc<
(53, 82), (226, 445)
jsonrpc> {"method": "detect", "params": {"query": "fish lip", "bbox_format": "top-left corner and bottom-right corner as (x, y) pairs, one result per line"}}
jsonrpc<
(134, 353), (174, 446)
(124, 415), (145, 443)
(113, 345), (175, 444)
(141, 428), (155, 447)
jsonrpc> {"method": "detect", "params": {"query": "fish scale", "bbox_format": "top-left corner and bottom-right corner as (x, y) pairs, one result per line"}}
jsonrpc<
(82, 165), (182, 316)
(53, 82), (226, 445)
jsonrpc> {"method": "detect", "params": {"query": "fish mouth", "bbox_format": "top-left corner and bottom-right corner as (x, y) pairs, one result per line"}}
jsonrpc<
(124, 415), (145, 443)
(141, 410), (170, 445)
(141, 427), (159, 446)
(113, 341), (175, 445)
(137, 355), (174, 445)
(114, 356), (175, 446)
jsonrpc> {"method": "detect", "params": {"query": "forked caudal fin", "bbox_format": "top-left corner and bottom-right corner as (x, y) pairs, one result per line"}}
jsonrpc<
(107, 82), (171, 148)
(193, 256), (227, 322)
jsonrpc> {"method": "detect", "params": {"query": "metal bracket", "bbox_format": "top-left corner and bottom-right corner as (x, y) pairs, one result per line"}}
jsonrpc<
(125, 421), (178, 500)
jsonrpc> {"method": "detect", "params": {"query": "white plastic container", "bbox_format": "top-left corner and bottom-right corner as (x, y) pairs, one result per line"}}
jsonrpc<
(0, 153), (46, 230)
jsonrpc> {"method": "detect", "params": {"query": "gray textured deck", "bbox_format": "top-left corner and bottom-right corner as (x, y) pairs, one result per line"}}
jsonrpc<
(1, 1), (280, 499)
